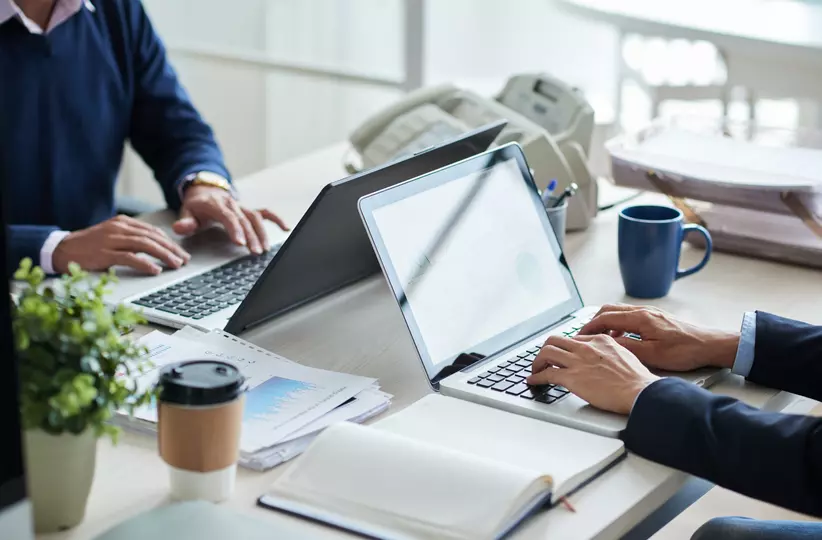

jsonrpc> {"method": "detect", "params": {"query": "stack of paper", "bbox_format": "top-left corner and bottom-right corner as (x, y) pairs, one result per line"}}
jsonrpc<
(116, 327), (392, 470)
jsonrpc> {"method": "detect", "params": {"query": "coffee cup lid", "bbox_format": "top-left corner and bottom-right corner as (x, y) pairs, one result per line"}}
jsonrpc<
(158, 361), (246, 406)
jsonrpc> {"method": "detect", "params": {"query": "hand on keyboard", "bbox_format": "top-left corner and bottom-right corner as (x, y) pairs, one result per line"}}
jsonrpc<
(174, 185), (289, 255)
(577, 304), (739, 372)
(52, 215), (191, 275)
(526, 334), (659, 415)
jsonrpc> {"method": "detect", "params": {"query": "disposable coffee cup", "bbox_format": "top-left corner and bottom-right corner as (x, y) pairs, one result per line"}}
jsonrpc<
(157, 360), (246, 502)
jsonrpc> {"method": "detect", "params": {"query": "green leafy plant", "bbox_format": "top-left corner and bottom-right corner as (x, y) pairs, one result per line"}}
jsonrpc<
(12, 258), (154, 442)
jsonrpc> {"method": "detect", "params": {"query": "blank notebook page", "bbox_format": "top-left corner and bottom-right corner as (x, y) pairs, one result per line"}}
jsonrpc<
(268, 422), (548, 540)
(374, 394), (625, 499)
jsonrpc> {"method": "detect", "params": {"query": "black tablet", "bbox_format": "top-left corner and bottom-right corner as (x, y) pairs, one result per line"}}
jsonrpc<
(225, 120), (507, 335)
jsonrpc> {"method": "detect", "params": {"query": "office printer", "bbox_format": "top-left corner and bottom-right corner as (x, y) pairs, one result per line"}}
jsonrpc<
(348, 74), (598, 231)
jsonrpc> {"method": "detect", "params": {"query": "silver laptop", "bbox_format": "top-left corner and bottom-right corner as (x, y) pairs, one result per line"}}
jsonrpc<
(106, 216), (289, 332)
(358, 143), (727, 438)
(109, 122), (506, 333)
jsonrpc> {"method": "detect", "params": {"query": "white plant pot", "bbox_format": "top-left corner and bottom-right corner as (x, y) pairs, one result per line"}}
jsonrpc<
(23, 429), (97, 533)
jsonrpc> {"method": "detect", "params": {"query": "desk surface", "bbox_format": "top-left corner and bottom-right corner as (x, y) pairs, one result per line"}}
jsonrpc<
(43, 143), (822, 540)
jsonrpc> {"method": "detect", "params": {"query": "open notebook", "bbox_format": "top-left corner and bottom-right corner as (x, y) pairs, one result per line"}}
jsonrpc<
(259, 395), (625, 540)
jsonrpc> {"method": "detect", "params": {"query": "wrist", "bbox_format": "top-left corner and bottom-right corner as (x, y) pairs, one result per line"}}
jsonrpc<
(624, 375), (660, 415)
(180, 171), (233, 201)
(702, 331), (740, 369)
(51, 233), (76, 275)
(182, 184), (233, 204)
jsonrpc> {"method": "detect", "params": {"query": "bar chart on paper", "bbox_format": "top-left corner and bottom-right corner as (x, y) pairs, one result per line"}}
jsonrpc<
(241, 376), (337, 451)
(115, 330), (380, 459)
(244, 376), (321, 421)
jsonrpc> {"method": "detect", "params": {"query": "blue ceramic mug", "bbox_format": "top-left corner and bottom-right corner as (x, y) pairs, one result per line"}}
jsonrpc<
(618, 205), (712, 299)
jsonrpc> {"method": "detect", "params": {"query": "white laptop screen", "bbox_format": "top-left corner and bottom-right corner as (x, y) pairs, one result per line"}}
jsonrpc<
(361, 144), (583, 384)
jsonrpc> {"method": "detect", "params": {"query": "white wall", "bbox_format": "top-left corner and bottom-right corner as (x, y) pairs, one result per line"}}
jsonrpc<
(263, 0), (404, 164)
(264, 0), (404, 81)
(144, 0), (269, 51)
(425, 0), (618, 115)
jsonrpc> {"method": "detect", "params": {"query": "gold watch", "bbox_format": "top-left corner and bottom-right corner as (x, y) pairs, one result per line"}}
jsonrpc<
(182, 171), (233, 195)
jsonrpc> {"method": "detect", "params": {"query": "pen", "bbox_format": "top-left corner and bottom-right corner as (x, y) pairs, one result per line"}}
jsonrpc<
(560, 496), (577, 513)
(552, 182), (578, 208)
(541, 179), (558, 205)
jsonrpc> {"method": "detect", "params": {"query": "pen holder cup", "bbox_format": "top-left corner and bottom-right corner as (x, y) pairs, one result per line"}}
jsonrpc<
(544, 199), (568, 250)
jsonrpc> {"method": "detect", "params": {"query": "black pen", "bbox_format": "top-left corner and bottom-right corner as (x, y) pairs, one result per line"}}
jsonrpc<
(552, 182), (578, 208)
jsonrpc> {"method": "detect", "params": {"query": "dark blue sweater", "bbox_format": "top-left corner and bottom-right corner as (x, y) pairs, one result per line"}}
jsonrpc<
(0, 0), (229, 274)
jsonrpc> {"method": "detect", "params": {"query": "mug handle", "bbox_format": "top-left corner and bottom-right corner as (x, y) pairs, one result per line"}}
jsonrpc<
(676, 224), (712, 280)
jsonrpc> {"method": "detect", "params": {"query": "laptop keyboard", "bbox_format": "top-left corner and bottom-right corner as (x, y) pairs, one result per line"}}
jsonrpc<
(466, 319), (589, 404)
(132, 246), (281, 320)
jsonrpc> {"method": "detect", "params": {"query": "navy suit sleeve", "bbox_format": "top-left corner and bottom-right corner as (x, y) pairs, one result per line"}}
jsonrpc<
(746, 311), (822, 402)
(6, 225), (59, 276)
(124, 0), (230, 210)
(624, 378), (822, 517)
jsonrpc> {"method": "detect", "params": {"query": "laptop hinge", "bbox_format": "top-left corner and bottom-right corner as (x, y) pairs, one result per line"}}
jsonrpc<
(433, 352), (486, 384)
(546, 314), (575, 333)
(455, 313), (577, 374)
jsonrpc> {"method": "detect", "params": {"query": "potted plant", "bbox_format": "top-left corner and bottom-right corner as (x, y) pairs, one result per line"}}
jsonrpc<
(12, 259), (154, 533)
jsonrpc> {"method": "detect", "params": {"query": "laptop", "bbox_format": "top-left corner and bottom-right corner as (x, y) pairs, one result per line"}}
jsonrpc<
(115, 121), (507, 334)
(357, 142), (727, 437)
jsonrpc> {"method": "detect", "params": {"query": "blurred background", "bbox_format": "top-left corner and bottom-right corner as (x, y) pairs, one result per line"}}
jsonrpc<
(120, 0), (822, 206)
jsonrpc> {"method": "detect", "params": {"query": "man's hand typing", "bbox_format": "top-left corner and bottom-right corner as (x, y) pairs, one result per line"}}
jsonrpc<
(577, 304), (739, 372)
(52, 215), (191, 275)
(526, 334), (658, 415)
(172, 186), (288, 255)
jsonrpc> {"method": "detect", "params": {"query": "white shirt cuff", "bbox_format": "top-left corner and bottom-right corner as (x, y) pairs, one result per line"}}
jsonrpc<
(731, 312), (757, 378)
(40, 231), (71, 275)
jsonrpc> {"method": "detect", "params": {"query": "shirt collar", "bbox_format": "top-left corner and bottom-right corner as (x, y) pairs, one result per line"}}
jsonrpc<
(0, 0), (95, 34)
(0, 1), (20, 28)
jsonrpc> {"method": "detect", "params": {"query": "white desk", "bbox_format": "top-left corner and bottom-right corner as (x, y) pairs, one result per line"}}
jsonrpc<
(557, 0), (822, 122)
(43, 143), (822, 540)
